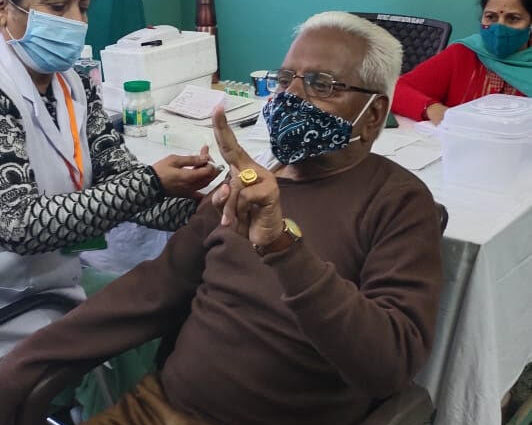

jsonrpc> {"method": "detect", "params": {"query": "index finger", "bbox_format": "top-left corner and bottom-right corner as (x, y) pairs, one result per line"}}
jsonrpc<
(167, 154), (209, 169)
(212, 105), (254, 170)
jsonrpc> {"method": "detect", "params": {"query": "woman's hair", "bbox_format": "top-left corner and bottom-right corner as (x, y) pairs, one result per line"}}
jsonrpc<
(480, 0), (532, 17)
(296, 11), (403, 100)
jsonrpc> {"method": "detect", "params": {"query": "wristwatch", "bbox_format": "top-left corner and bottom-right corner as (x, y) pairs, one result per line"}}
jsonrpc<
(254, 218), (302, 256)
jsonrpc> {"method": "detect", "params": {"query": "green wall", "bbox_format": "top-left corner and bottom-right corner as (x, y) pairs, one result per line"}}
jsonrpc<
(142, 0), (182, 27)
(181, 0), (196, 30)
(189, 0), (483, 82)
(121, 0), (485, 82)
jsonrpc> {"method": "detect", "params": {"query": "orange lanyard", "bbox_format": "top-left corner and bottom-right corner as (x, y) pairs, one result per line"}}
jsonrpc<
(56, 73), (84, 191)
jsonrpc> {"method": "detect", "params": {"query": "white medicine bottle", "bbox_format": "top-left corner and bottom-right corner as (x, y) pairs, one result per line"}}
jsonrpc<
(122, 81), (156, 137)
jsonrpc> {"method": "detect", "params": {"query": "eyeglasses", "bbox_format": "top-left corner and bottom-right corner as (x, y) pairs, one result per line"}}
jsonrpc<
(266, 69), (380, 98)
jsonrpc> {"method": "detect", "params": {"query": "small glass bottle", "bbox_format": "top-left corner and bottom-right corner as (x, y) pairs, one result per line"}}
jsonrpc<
(224, 81), (232, 95)
(228, 81), (238, 97)
(122, 81), (155, 138)
(74, 45), (102, 97)
(238, 83), (249, 98)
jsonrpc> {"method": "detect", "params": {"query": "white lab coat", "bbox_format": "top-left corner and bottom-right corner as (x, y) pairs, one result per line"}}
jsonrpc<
(0, 34), (90, 355)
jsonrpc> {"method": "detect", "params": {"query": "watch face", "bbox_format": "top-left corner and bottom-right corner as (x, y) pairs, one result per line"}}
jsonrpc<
(284, 218), (302, 239)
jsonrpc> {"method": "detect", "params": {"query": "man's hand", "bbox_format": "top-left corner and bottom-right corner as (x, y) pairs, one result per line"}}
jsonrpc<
(211, 106), (284, 247)
(152, 146), (221, 199)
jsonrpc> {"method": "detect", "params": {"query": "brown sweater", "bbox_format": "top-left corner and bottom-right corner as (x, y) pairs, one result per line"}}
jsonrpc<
(0, 154), (443, 425)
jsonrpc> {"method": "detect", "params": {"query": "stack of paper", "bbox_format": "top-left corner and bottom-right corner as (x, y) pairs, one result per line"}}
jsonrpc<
(372, 130), (442, 171)
(161, 85), (255, 121)
(193, 101), (264, 128)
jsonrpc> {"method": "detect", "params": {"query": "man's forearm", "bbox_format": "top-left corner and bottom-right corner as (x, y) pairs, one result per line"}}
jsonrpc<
(0, 252), (195, 418)
(0, 201), (220, 419)
(264, 241), (439, 399)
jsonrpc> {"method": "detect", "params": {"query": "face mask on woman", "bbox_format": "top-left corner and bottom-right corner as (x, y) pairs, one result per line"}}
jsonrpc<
(480, 23), (531, 58)
(262, 91), (378, 165)
(5, 0), (88, 74)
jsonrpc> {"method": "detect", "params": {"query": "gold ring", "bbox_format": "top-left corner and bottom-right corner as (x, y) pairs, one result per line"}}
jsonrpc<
(239, 168), (258, 186)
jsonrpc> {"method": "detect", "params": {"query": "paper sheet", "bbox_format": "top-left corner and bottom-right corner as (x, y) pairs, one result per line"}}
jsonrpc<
(392, 143), (442, 171)
(193, 101), (263, 127)
(371, 131), (420, 155)
(241, 112), (270, 142)
(414, 120), (439, 136)
(161, 85), (252, 120)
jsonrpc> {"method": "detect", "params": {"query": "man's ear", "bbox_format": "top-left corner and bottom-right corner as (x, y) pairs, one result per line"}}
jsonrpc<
(360, 95), (389, 145)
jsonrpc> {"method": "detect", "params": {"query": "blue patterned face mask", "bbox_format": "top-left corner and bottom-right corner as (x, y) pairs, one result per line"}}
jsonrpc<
(480, 23), (531, 58)
(5, 1), (88, 74)
(262, 92), (377, 165)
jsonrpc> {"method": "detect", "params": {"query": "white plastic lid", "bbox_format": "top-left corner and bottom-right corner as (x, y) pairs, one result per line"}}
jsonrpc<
(441, 94), (532, 139)
(115, 25), (183, 49)
(80, 45), (93, 59)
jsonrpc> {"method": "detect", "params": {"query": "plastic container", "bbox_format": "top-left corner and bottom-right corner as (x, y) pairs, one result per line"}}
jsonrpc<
(250, 70), (269, 97)
(439, 94), (532, 192)
(101, 26), (217, 90)
(74, 45), (102, 95)
(122, 81), (155, 137)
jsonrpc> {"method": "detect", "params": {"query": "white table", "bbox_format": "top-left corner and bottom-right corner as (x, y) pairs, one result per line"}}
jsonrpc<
(85, 111), (532, 425)
(397, 118), (532, 425)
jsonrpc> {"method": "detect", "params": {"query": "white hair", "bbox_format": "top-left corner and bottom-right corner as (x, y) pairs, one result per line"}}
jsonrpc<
(297, 11), (403, 99)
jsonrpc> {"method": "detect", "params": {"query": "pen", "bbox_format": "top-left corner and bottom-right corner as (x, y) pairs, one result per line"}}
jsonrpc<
(239, 117), (259, 128)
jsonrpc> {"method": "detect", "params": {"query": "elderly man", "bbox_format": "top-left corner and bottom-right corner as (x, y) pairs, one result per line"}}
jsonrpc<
(0, 11), (442, 425)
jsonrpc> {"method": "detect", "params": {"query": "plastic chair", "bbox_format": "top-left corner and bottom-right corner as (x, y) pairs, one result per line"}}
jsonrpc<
(351, 13), (452, 74)
(0, 294), (79, 327)
(0, 294), (113, 425)
(14, 203), (449, 425)
(16, 366), (434, 425)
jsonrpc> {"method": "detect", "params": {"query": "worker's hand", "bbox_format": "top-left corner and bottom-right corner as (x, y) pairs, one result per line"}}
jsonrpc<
(211, 106), (284, 247)
(152, 146), (221, 199)
(426, 103), (448, 126)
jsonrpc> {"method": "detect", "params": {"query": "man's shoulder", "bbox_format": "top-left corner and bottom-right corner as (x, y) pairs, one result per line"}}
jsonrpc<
(359, 155), (439, 240)
(365, 153), (432, 195)
(358, 154), (436, 219)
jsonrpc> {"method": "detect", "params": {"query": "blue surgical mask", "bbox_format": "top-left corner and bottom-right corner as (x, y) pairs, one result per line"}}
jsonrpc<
(5, 1), (88, 74)
(262, 91), (377, 165)
(480, 23), (531, 58)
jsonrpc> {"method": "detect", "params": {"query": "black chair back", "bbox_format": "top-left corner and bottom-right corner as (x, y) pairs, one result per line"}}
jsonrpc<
(351, 13), (452, 74)
(0, 294), (79, 326)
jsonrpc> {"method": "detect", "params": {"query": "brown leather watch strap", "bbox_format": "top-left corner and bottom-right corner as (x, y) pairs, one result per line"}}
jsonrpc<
(254, 231), (295, 256)
(254, 218), (302, 256)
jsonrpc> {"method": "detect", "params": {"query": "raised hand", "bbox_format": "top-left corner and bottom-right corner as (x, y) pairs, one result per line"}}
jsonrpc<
(212, 106), (284, 247)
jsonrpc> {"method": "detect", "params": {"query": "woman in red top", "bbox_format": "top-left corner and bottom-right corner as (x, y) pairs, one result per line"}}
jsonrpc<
(392, 0), (532, 124)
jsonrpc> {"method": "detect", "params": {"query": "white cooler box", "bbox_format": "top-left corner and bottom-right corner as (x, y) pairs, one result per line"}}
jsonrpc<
(101, 25), (217, 111)
(438, 94), (532, 192)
